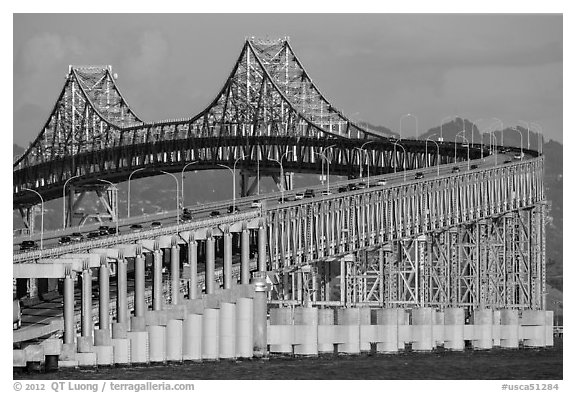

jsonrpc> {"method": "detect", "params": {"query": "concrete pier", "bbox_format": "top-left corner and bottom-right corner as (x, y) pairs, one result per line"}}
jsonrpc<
(241, 229), (250, 284)
(166, 320), (183, 362)
(521, 310), (546, 348)
(258, 224), (266, 272)
(376, 308), (399, 353)
(134, 254), (146, 316)
(252, 275), (268, 357)
(236, 298), (253, 358)
(444, 308), (465, 351)
(318, 308), (335, 354)
(152, 250), (163, 310)
(294, 307), (318, 356)
(182, 313), (203, 361)
(219, 302), (236, 359)
(473, 309), (493, 350)
(99, 263), (110, 330)
(202, 308), (219, 360)
(223, 231), (233, 289)
(270, 307), (293, 354)
(81, 269), (92, 338)
(171, 244), (180, 304)
(501, 309), (520, 349)
(63, 274), (75, 345)
(336, 308), (360, 354)
(116, 258), (128, 324)
(188, 240), (198, 299)
(412, 308), (434, 351)
(206, 235), (215, 294)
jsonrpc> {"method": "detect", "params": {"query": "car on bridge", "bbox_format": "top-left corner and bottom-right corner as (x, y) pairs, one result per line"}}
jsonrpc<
(210, 211), (221, 217)
(99, 226), (111, 236)
(19, 240), (38, 251)
(150, 221), (162, 228)
(415, 172), (424, 180)
(87, 231), (101, 239)
(471, 164), (478, 170)
(181, 208), (193, 221)
(321, 190), (332, 196)
(251, 200), (262, 208)
(58, 236), (71, 245)
(70, 232), (84, 242)
(304, 189), (315, 198)
(376, 180), (388, 186)
(295, 192), (305, 200)
(452, 167), (460, 173)
(130, 224), (143, 232)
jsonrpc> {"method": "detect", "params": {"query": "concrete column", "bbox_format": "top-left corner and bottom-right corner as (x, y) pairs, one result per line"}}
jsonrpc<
(63, 273), (75, 345)
(171, 244), (180, 304)
(412, 307), (434, 351)
(270, 307), (293, 354)
(206, 235), (215, 294)
(152, 250), (163, 310)
(241, 229), (250, 284)
(258, 223), (267, 272)
(294, 307), (319, 356)
(99, 263), (110, 330)
(444, 308), (465, 351)
(134, 254), (145, 316)
(473, 309), (493, 350)
(318, 308), (335, 354)
(501, 309), (520, 349)
(376, 308), (399, 353)
(188, 240), (198, 299)
(224, 231), (233, 289)
(81, 269), (93, 337)
(117, 258), (128, 324)
(252, 274), (268, 357)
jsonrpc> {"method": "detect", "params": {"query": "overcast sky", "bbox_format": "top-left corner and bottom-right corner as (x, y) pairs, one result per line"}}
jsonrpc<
(13, 13), (562, 147)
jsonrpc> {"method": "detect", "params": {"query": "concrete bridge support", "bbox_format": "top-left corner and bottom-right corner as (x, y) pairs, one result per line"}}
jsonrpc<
(188, 239), (198, 299)
(252, 274), (268, 358)
(152, 249), (163, 310)
(171, 244), (180, 304)
(99, 262), (110, 331)
(81, 269), (93, 338)
(134, 253), (146, 316)
(224, 229), (233, 289)
(63, 273), (75, 345)
(241, 229), (250, 284)
(116, 258), (128, 325)
(258, 222), (267, 272)
(206, 234), (215, 294)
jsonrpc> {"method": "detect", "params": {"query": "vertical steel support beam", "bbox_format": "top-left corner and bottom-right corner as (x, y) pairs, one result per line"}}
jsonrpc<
(63, 273), (75, 345)
(224, 229), (233, 289)
(81, 268), (92, 337)
(152, 249), (163, 310)
(134, 253), (145, 316)
(241, 228), (250, 284)
(171, 243), (180, 304)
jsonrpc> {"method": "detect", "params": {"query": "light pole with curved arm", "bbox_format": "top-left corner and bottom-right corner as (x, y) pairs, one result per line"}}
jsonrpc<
(22, 188), (44, 254)
(97, 179), (119, 235)
(518, 120), (531, 150)
(392, 141), (407, 181)
(128, 168), (146, 218)
(439, 115), (457, 142)
(512, 127), (524, 160)
(400, 113), (418, 139)
(217, 155), (245, 212)
(181, 161), (198, 208)
(318, 145), (336, 185)
(530, 122), (543, 154)
(268, 157), (285, 201)
(425, 134), (440, 176)
(455, 134), (470, 170)
(487, 131), (498, 165)
(314, 152), (332, 193)
(159, 171), (180, 226)
(492, 117), (504, 146)
(62, 174), (81, 228)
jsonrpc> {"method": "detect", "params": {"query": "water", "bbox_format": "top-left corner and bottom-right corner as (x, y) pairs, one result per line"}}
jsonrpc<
(15, 339), (562, 380)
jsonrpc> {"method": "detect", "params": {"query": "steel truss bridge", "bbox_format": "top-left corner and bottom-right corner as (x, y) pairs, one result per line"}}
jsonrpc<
(13, 38), (548, 329)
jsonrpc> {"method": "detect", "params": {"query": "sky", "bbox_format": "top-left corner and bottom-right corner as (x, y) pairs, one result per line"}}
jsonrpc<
(12, 13), (562, 147)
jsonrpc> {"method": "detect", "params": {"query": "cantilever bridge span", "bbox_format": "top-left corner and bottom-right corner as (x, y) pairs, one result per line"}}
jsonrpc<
(13, 39), (548, 349)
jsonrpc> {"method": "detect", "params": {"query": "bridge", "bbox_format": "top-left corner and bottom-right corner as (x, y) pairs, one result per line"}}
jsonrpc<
(13, 37), (552, 369)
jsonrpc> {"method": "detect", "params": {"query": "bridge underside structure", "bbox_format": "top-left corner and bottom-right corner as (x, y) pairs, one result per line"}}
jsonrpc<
(13, 37), (548, 330)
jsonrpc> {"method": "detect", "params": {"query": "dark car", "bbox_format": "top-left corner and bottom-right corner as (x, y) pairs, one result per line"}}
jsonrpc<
(228, 205), (240, 213)
(20, 240), (38, 251)
(470, 164), (478, 170)
(304, 189), (315, 198)
(357, 182), (367, 189)
(58, 236), (71, 245)
(210, 211), (221, 217)
(107, 227), (118, 235)
(452, 167), (460, 173)
(87, 231), (101, 239)
(98, 226), (110, 236)
(415, 172), (424, 180)
(504, 160), (512, 164)
(150, 221), (162, 229)
(338, 186), (349, 193)
(70, 232), (84, 242)
(348, 184), (359, 191)
(130, 224), (143, 232)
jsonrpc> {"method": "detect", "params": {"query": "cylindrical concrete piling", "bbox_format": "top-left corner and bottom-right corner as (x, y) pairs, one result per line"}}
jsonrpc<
(359, 307), (371, 352)
(397, 308), (408, 351)
(336, 307), (360, 355)
(252, 275), (268, 358)
(166, 319), (183, 362)
(318, 308), (335, 354)
(219, 302), (236, 359)
(294, 307), (319, 356)
(473, 309), (493, 350)
(412, 308), (434, 351)
(188, 240), (198, 299)
(171, 245), (180, 304)
(258, 224), (266, 272)
(117, 258), (128, 324)
(376, 308), (399, 353)
(112, 322), (128, 339)
(81, 269), (92, 337)
(236, 298), (254, 358)
(270, 307), (293, 354)
(147, 325), (167, 363)
(182, 313), (203, 361)
(493, 310), (502, 347)
(135, 254), (146, 316)
(111, 338), (129, 365)
(153, 250), (163, 310)
(223, 232), (233, 289)
(206, 236), (215, 294)
(63, 274), (75, 345)
(99, 264), (110, 330)
(444, 308), (465, 351)
(128, 331), (149, 364)
(545, 311), (554, 347)
(521, 310), (546, 348)
(433, 310), (445, 348)
(500, 309), (520, 349)
(241, 230), (250, 284)
(202, 308), (219, 360)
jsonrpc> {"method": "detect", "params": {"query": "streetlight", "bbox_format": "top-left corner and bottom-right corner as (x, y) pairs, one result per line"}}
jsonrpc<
(512, 127), (523, 160)
(455, 134), (470, 170)
(425, 134), (440, 176)
(128, 168), (146, 218)
(354, 140), (374, 180)
(159, 171), (180, 226)
(317, 145), (336, 185)
(181, 161), (198, 208)
(487, 131), (498, 166)
(97, 179), (119, 235)
(491, 117), (504, 146)
(518, 120), (531, 150)
(314, 152), (332, 193)
(22, 188), (44, 254)
(268, 157), (285, 201)
(392, 141), (407, 181)
(217, 155), (245, 213)
(530, 122), (544, 154)
(400, 113), (418, 139)
(62, 174), (81, 228)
